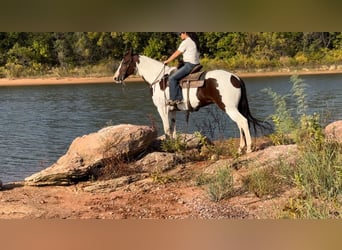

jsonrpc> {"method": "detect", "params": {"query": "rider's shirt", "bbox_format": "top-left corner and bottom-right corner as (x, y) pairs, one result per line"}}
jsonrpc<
(178, 37), (200, 65)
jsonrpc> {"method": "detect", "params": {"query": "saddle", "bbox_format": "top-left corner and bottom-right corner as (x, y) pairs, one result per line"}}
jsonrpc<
(180, 64), (205, 88)
(159, 64), (206, 112)
(160, 64), (205, 90)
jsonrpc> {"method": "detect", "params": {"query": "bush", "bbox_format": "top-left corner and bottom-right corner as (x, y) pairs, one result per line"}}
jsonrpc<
(161, 133), (187, 153)
(294, 138), (342, 199)
(263, 74), (324, 145)
(242, 162), (293, 198)
(280, 197), (340, 219)
(207, 166), (234, 202)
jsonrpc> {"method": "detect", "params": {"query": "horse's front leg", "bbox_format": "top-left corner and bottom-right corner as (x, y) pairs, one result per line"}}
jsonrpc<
(156, 106), (177, 139)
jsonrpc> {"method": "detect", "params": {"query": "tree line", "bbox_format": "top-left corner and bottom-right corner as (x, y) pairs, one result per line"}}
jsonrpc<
(1, 32), (342, 78)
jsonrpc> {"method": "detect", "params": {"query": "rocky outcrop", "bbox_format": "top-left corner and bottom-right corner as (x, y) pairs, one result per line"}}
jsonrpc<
(325, 120), (342, 143)
(25, 124), (158, 186)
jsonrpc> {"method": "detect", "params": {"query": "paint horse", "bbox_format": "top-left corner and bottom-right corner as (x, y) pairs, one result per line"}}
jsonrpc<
(113, 49), (266, 153)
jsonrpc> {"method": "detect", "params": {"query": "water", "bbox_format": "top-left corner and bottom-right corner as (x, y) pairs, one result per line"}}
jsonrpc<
(0, 74), (341, 183)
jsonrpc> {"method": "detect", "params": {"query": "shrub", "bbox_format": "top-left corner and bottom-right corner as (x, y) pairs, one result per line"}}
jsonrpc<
(263, 86), (296, 145)
(242, 159), (293, 197)
(207, 166), (234, 202)
(294, 52), (309, 65)
(263, 74), (324, 146)
(161, 133), (187, 153)
(280, 197), (340, 219)
(294, 138), (342, 199)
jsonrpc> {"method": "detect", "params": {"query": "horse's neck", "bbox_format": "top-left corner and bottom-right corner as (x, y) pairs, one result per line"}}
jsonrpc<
(137, 55), (174, 84)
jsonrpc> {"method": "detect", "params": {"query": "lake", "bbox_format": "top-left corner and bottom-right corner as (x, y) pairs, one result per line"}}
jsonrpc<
(1, 74), (341, 183)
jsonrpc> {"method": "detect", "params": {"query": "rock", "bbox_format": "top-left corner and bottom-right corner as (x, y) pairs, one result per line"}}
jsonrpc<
(134, 152), (179, 173)
(82, 173), (149, 193)
(151, 133), (212, 151)
(325, 120), (342, 143)
(25, 124), (157, 186)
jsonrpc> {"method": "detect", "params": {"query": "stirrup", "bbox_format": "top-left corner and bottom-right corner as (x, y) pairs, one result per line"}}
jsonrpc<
(167, 100), (183, 106)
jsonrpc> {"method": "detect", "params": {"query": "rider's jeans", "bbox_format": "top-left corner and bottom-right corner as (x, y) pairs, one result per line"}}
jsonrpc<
(169, 62), (196, 101)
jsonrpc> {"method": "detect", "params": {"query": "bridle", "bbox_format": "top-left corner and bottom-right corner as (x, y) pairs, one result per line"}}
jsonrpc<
(117, 53), (137, 84)
(118, 52), (166, 88)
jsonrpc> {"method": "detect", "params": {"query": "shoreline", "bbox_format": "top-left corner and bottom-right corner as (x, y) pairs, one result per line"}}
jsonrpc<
(1, 69), (342, 86)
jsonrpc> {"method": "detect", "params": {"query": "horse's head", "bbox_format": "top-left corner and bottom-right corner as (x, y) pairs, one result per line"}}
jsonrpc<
(113, 48), (139, 84)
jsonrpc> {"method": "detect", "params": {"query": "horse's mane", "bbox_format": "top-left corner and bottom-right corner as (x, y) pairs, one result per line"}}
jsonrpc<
(139, 55), (163, 67)
(138, 55), (175, 75)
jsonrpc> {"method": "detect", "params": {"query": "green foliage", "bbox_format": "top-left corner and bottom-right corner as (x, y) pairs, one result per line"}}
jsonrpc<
(195, 173), (214, 186)
(143, 37), (166, 60)
(151, 171), (177, 184)
(294, 139), (342, 199)
(161, 133), (187, 153)
(280, 197), (341, 219)
(242, 167), (279, 198)
(207, 166), (234, 202)
(264, 75), (325, 146)
(242, 163), (292, 198)
(2, 32), (342, 78)
(261, 73), (341, 217)
(263, 87), (296, 145)
(295, 113), (325, 147)
(275, 136), (342, 218)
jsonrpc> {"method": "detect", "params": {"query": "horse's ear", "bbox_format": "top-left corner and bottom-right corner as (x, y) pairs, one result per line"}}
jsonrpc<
(128, 48), (133, 55)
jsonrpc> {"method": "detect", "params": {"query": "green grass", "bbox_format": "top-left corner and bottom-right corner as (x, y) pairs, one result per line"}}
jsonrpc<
(207, 166), (234, 202)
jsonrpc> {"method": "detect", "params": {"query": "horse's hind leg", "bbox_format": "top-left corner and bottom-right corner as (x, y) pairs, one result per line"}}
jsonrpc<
(225, 108), (253, 153)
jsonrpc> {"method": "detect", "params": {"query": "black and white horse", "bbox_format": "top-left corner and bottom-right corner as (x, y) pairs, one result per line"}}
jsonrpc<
(113, 49), (266, 153)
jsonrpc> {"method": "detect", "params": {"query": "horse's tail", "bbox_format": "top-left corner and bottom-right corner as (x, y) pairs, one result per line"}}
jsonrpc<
(237, 77), (272, 134)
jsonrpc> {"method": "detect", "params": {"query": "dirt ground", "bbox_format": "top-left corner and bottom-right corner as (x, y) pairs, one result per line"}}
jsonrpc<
(0, 166), (282, 219)
(0, 138), (296, 219)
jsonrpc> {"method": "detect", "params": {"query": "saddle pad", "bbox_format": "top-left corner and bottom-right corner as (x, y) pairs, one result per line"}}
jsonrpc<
(180, 80), (205, 88)
(180, 71), (205, 88)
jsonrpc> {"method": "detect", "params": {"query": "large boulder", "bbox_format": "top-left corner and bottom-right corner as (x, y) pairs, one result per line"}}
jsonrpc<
(25, 124), (157, 186)
(325, 120), (342, 143)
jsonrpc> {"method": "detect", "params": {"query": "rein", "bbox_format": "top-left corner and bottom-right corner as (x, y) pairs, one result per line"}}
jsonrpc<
(149, 64), (166, 87)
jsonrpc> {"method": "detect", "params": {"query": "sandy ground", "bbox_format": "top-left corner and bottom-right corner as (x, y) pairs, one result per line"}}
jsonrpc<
(0, 139), (296, 219)
(1, 69), (342, 87)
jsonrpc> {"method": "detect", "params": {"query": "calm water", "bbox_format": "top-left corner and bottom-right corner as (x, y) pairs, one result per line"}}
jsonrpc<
(1, 74), (341, 183)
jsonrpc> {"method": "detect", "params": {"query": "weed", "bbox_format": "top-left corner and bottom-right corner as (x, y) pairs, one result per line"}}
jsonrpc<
(151, 171), (177, 184)
(161, 133), (187, 153)
(263, 87), (296, 145)
(242, 165), (284, 198)
(279, 196), (341, 219)
(195, 173), (214, 186)
(207, 166), (234, 202)
(263, 74), (314, 145)
(294, 138), (342, 199)
(295, 113), (325, 147)
(241, 155), (297, 198)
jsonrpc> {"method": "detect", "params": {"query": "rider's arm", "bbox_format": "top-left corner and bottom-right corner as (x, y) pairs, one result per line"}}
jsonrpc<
(164, 50), (182, 65)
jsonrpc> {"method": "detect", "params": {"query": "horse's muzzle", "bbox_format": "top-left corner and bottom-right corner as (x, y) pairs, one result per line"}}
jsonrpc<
(113, 76), (123, 84)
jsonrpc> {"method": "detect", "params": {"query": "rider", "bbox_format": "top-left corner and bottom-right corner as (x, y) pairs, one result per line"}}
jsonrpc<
(163, 32), (201, 106)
